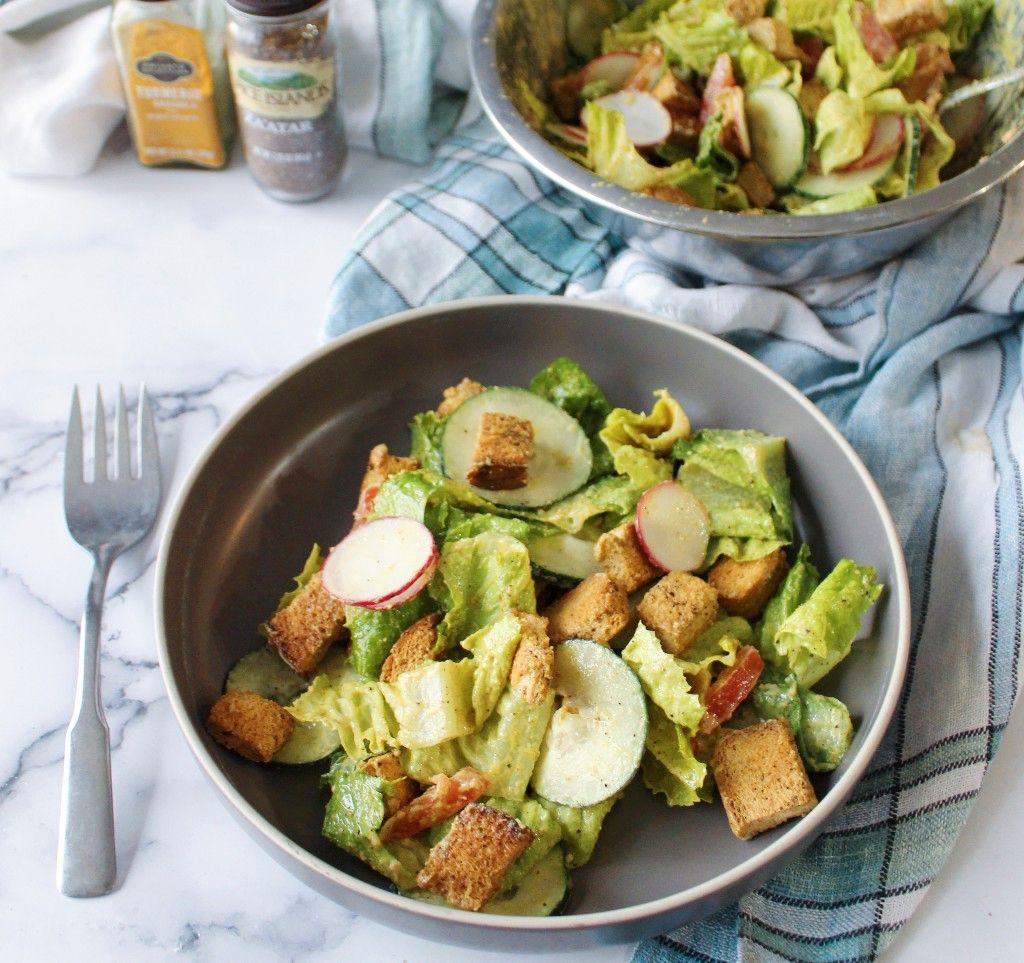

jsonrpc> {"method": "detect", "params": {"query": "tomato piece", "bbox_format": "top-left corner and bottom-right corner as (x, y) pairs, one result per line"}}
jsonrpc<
(352, 484), (379, 525)
(699, 645), (764, 735)
(701, 53), (735, 125)
(378, 767), (490, 842)
(855, 2), (898, 64)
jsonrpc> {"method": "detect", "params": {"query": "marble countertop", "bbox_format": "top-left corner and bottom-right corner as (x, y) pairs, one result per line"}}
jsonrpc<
(2, 136), (1021, 963)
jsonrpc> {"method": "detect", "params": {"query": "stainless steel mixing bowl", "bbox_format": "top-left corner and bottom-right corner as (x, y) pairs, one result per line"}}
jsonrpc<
(469, 0), (1024, 283)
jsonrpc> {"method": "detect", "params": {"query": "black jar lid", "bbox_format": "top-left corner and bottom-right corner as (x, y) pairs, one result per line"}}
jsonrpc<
(225, 0), (324, 16)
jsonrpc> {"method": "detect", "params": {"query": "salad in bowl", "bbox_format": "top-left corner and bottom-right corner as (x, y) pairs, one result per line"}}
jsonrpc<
(204, 358), (882, 915)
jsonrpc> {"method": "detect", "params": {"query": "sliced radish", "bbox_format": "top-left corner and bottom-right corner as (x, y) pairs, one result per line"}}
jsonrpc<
(546, 121), (589, 146)
(716, 86), (751, 159)
(580, 51), (641, 90)
(583, 91), (672, 147)
(701, 52), (735, 125)
(322, 516), (438, 609)
(635, 481), (710, 572)
(842, 115), (903, 172)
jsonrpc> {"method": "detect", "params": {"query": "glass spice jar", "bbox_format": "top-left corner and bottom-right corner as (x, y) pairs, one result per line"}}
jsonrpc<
(224, 0), (346, 202)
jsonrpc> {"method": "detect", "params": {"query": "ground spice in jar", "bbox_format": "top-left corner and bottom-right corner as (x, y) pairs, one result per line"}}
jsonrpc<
(225, 0), (346, 201)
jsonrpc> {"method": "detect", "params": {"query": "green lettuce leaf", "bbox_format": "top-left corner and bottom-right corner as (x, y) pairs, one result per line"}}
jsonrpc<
(772, 0), (841, 39)
(815, 45), (843, 89)
(814, 89), (873, 172)
(621, 624), (705, 734)
(653, 10), (749, 77)
(697, 112), (741, 180)
(677, 618), (743, 692)
(535, 474), (644, 534)
(461, 612), (524, 726)
(739, 42), (794, 88)
(434, 532), (536, 649)
(537, 793), (621, 867)
(942, 0), (993, 52)
(289, 675), (397, 759)
(641, 700), (709, 806)
(599, 388), (690, 488)
(834, 0), (916, 98)
(409, 411), (446, 474)
(274, 544), (323, 612)
(381, 658), (477, 747)
(759, 543), (820, 662)
(772, 558), (882, 686)
(788, 184), (879, 213)
(487, 797), (563, 889)
(606, 0), (677, 36)
(345, 591), (437, 680)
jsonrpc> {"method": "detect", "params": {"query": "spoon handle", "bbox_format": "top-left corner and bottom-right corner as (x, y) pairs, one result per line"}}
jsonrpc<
(940, 66), (1024, 113)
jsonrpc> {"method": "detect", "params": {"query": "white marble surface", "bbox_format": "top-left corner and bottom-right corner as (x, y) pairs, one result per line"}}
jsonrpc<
(1, 132), (1021, 963)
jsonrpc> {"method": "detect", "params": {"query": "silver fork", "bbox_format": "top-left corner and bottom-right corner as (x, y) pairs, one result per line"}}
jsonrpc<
(58, 386), (161, 897)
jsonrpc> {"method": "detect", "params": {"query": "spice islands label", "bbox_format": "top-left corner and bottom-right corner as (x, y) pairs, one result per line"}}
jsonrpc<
(125, 21), (224, 168)
(228, 54), (335, 120)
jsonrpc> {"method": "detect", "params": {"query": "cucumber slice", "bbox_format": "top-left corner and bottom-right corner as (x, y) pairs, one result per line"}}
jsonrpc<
(530, 639), (647, 806)
(225, 647), (308, 704)
(483, 845), (570, 916)
(271, 720), (340, 765)
(528, 531), (601, 586)
(442, 387), (592, 508)
(745, 86), (810, 189)
(794, 152), (898, 198)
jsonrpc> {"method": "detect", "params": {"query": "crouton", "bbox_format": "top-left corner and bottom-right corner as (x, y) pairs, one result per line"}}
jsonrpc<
(206, 690), (295, 763)
(509, 611), (554, 704)
(358, 751), (418, 817)
(737, 161), (776, 210)
(707, 548), (789, 620)
(637, 572), (719, 656)
(798, 79), (830, 121)
(437, 377), (485, 417)
(378, 612), (441, 684)
(416, 803), (535, 910)
(595, 522), (661, 594)
(265, 571), (346, 677)
(746, 18), (807, 63)
(467, 412), (534, 491)
(874, 0), (947, 43)
(644, 185), (698, 206)
(354, 443), (420, 523)
(725, 0), (766, 26)
(712, 720), (817, 839)
(543, 573), (631, 646)
(897, 41), (954, 108)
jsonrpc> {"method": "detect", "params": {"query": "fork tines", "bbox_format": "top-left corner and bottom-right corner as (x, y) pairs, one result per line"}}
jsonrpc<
(65, 385), (158, 483)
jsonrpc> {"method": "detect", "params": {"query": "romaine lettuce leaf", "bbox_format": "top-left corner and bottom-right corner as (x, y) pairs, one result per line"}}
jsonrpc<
(461, 612), (523, 726)
(759, 543), (820, 662)
(487, 797), (563, 889)
(697, 112), (741, 180)
(739, 42), (794, 88)
(345, 591), (437, 680)
(677, 463), (782, 540)
(409, 411), (446, 474)
(621, 624), (705, 734)
(274, 543), (323, 612)
(815, 45), (843, 89)
(381, 658), (476, 747)
(442, 508), (536, 545)
(678, 618), (743, 693)
(814, 89), (873, 172)
(434, 532), (536, 649)
(641, 700), (709, 806)
(772, 558), (882, 686)
(289, 675), (398, 759)
(942, 0), (993, 52)
(773, 0), (841, 40)
(834, 0), (916, 98)
(789, 184), (879, 213)
(537, 793), (621, 867)
(600, 389), (690, 488)
(653, 10), (749, 77)
(535, 474), (644, 534)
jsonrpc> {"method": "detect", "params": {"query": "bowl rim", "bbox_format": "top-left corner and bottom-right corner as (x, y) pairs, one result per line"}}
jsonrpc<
(155, 294), (912, 933)
(468, 0), (1024, 241)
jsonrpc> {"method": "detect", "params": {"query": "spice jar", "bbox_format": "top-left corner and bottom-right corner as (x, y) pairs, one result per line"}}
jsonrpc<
(224, 0), (346, 202)
(111, 0), (234, 168)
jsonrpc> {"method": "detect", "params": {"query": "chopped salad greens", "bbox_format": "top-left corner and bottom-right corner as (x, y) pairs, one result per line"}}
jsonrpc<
(206, 357), (883, 915)
(539, 0), (992, 213)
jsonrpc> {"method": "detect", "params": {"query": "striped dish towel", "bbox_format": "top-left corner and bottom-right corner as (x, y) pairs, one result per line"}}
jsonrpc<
(325, 117), (1024, 962)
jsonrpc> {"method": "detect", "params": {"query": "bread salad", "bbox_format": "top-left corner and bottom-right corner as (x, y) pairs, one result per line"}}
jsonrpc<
(533, 0), (992, 214)
(206, 358), (883, 915)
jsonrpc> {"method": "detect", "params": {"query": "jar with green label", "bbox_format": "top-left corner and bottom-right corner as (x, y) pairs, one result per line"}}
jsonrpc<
(224, 0), (346, 202)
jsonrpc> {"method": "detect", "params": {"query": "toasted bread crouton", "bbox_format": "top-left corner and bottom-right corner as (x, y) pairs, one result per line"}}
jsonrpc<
(637, 572), (719, 656)
(594, 522), (661, 594)
(725, 0), (766, 26)
(707, 548), (789, 620)
(746, 17), (807, 63)
(354, 443), (420, 524)
(737, 161), (775, 210)
(712, 720), (817, 839)
(416, 803), (535, 910)
(379, 612), (441, 684)
(510, 610), (554, 704)
(543, 573), (631, 645)
(206, 690), (294, 763)
(799, 79), (830, 120)
(358, 751), (418, 817)
(897, 41), (954, 108)
(265, 571), (346, 676)
(467, 412), (534, 491)
(644, 184), (698, 206)
(874, 0), (947, 42)
(437, 377), (485, 417)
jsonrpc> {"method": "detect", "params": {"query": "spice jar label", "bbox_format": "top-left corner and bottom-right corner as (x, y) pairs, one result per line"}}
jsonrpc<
(124, 20), (226, 168)
(227, 54), (336, 121)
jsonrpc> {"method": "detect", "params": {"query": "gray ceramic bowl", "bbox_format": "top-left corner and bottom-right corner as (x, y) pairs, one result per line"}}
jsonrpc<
(156, 296), (910, 951)
(469, 0), (1024, 284)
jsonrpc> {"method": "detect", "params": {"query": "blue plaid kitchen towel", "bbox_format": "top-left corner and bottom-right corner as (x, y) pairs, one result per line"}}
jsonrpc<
(325, 115), (1024, 962)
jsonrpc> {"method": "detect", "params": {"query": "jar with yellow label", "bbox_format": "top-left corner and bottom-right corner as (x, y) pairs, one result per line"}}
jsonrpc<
(111, 0), (235, 169)
(224, 0), (346, 202)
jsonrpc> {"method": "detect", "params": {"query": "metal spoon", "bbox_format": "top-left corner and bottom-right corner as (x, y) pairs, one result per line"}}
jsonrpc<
(939, 66), (1024, 114)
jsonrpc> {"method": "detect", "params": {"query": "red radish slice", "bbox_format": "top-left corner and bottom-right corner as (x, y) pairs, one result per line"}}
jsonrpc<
(580, 51), (642, 90)
(583, 91), (672, 147)
(322, 516), (438, 609)
(546, 121), (589, 145)
(716, 86), (751, 159)
(635, 481), (710, 572)
(841, 115), (903, 171)
(701, 53), (735, 124)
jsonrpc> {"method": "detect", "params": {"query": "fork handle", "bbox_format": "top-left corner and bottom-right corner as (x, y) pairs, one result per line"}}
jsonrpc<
(57, 551), (116, 898)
